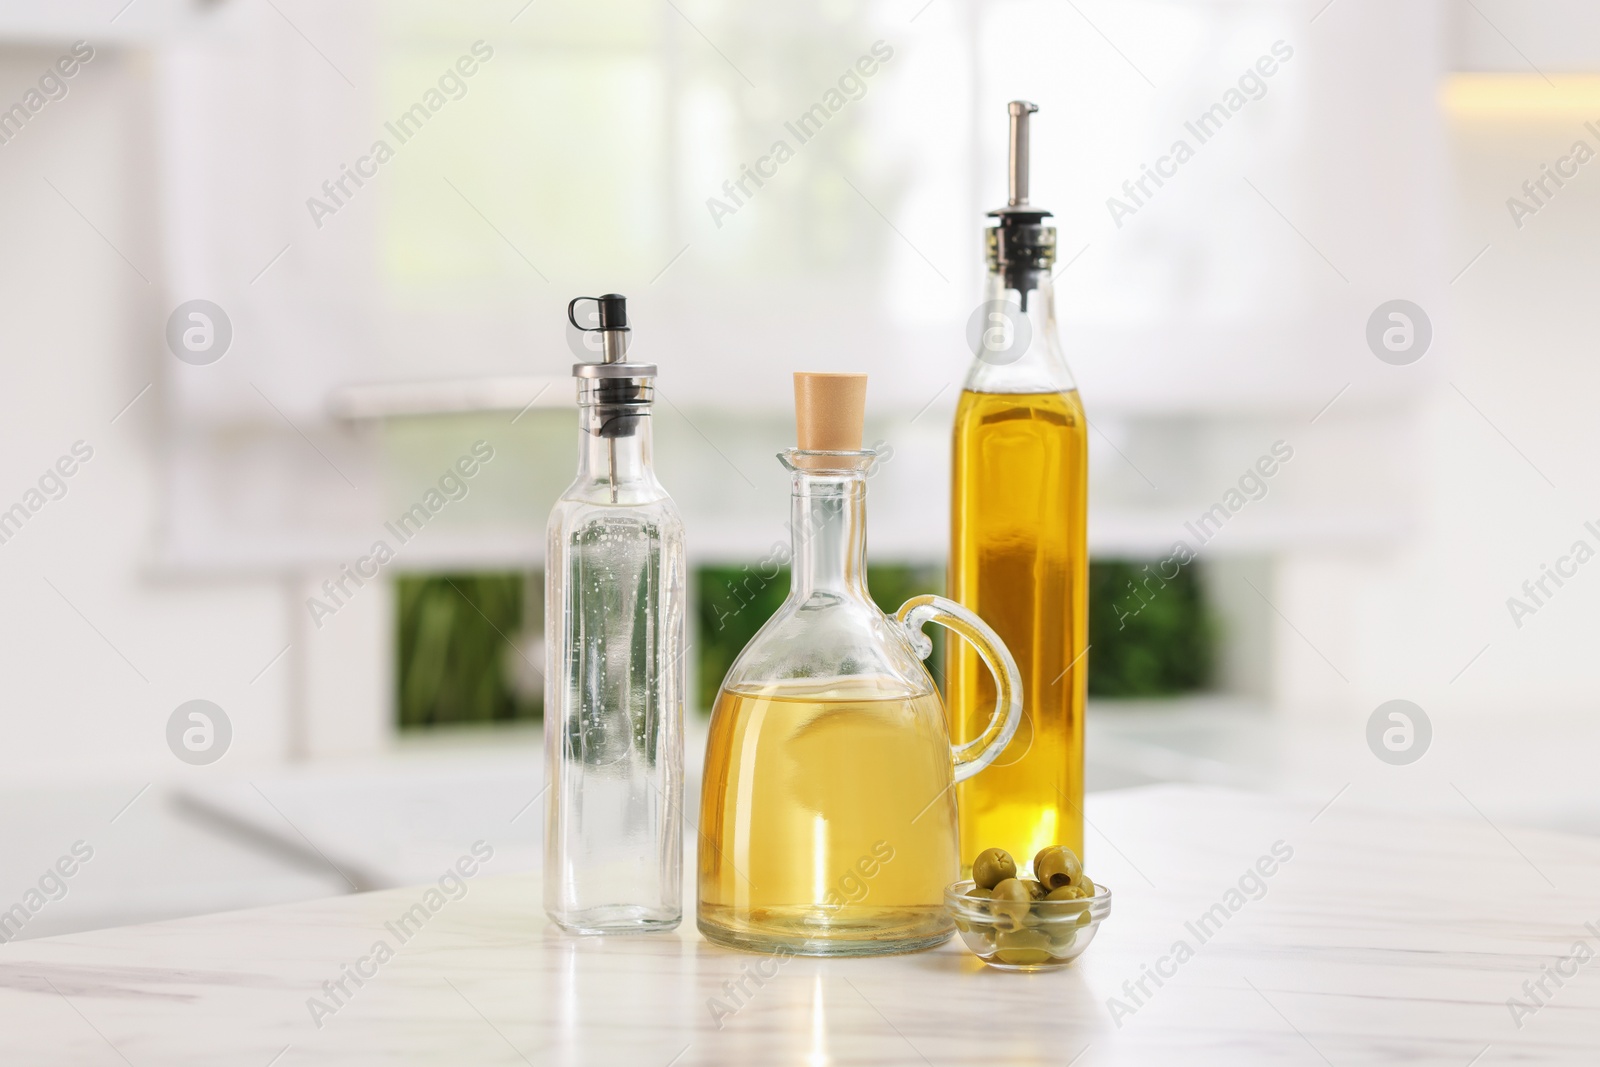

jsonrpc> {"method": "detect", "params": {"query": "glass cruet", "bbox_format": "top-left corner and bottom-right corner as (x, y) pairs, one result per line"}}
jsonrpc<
(698, 372), (1022, 957)
(544, 293), (685, 934)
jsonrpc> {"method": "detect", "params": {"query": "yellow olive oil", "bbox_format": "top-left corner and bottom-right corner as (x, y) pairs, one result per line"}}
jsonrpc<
(947, 388), (1088, 869)
(698, 679), (958, 954)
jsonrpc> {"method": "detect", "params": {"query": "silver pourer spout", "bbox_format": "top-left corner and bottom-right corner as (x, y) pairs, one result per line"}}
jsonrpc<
(1007, 100), (1038, 208)
(988, 102), (1054, 313)
(568, 292), (658, 504)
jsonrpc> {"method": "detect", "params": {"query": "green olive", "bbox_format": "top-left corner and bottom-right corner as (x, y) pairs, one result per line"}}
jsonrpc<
(1033, 846), (1084, 890)
(988, 878), (1032, 930)
(1031, 847), (1055, 879)
(1036, 890), (1088, 931)
(965, 885), (993, 916)
(1044, 925), (1079, 951)
(1024, 878), (1047, 900)
(994, 928), (1054, 965)
(1044, 878), (1095, 901)
(972, 848), (1017, 890)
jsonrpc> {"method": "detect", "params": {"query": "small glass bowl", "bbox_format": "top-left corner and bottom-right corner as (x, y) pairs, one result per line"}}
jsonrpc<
(944, 880), (1112, 971)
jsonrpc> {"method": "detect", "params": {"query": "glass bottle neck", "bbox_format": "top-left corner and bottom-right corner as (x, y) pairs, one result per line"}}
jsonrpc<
(571, 407), (658, 503)
(788, 470), (870, 604)
(964, 265), (1077, 395)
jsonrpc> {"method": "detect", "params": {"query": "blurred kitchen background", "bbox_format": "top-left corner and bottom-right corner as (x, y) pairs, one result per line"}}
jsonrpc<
(4, 0), (1600, 937)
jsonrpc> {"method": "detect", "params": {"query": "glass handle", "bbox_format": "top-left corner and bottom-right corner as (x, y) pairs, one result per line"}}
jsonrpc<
(895, 595), (1022, 784)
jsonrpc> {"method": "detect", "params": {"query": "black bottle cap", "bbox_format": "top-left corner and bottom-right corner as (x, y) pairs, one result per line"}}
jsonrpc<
(595, 293), (628, 330)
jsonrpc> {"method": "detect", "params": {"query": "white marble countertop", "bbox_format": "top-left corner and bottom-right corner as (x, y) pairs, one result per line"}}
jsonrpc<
(2, 784), (1597, 1066)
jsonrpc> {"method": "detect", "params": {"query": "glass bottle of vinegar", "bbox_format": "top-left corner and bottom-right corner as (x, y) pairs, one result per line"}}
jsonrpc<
(948, 102), (1089, 869)
(699, 373), (1023, 956)
(544, 294), (686, 934)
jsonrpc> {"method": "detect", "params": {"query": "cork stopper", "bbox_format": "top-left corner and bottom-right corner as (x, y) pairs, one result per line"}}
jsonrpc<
(794, 372), (867, 451)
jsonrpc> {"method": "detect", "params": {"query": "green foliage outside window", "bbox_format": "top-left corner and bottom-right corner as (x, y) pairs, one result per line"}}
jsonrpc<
(397, 559), (1214, 729)
(397, 572), (537, 727)
(1086, 560), (1213, 697)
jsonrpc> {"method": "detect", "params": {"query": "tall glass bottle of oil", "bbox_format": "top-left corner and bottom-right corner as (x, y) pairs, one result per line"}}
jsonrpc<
(948, 101), (1088, 869)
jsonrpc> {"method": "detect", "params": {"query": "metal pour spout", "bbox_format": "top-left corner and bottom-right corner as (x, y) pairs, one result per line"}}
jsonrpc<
(987, 101), (1055, 311)
(595, 293), (629, 363)
(569, 292), (658, 504)
(1007, 100), (1038, 208)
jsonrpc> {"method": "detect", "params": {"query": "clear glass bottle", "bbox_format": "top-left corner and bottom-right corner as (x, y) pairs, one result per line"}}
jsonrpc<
(949, 102), (1089, 870)
(699, 373), (1023, 956)
(544, 294), (685, 934)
